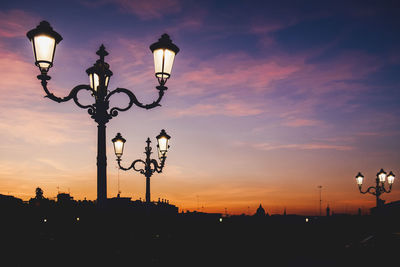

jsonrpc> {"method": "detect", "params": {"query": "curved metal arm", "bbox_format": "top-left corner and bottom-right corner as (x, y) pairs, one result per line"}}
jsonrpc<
(359, 186), (376, 195)
(381, 184), (392, 193)
(106, 85), (167, 117)
(38, 74), (95, 111)
(118, 158), (146, 174)
(150, 158), (165, 174)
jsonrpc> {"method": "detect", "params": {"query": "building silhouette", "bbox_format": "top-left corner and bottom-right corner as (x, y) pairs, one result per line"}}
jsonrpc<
(254, 204), (266, 216)
(0, 188), (400, 266)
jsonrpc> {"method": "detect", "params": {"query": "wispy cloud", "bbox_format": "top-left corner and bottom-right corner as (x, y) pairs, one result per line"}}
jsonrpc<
(81, 0), (182, 20)
(279, 110), (324, 127)
(238, 142), (354, 152)
(0, 46), (40, 103)
(282, 119), (322, 127)
(168, 94), (264, 117)
(173, 53), (301, 97)
(0, 9), (39, 38)
(0, 107), (92, 145)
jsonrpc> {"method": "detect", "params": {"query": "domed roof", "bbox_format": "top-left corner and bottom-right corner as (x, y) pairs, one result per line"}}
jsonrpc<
(255, 204), (265, 216)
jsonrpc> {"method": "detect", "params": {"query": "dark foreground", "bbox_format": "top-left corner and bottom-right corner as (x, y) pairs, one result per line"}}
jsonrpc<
(1, 206), (399, 267)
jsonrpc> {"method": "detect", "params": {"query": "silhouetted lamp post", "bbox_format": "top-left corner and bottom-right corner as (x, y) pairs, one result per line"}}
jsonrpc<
(27, 21), (179, 206)
(112, 130), (170, 203)
(356, 169), (395, 208)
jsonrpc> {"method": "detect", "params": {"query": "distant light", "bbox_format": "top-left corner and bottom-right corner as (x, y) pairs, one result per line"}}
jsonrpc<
(305, 218), (309, 222)
(76, 217), (80, 221)
(44, 218), (47, 223)
(219, 218), (223, 222)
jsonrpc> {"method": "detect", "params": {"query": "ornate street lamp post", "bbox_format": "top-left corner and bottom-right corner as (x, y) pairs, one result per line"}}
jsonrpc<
(27, 21), (179, 206)
(112, 130), (170, 203)
(356, 169), (395, 208)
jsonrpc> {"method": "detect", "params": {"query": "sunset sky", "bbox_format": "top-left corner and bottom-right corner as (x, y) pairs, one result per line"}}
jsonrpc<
(0, 0), (399, 215)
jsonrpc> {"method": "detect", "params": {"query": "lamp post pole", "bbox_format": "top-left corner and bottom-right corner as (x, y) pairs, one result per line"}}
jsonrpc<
(112, 130), (170, 204)
(356, 169), (395, 209)
(318, 185), (322, 216)
(144, 138), (153, 203)
(27, 21), (179, 207)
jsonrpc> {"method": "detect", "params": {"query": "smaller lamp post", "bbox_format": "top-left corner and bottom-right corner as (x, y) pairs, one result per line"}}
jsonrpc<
(356, 169), (395, 208)
(112, 130), (171, 203)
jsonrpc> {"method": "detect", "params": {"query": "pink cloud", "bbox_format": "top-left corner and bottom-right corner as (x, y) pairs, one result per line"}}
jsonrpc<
(250, 21), (295, 35)
(84, 0), (182, 20)
(251, 142), (354, 151)
(0, 107), (92, 145)
(167, 46), (383, 125)
(282, 118), (322, 127)
(0, 10), (39, 38)
(173, 53), (301, 97)
(168, 100), (263, 118)
(294, 51), (381, 95)
(0, 37), (93, 147)
(0, 10), (44, 105)
(356, 132), (381, 137)
(164, 8), (207, 35)
(166, 93), (264, 117)
(0, 45), (42, 106)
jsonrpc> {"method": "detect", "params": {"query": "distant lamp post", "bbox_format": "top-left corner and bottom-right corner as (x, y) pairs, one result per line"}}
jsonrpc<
(27, 21), (179, 207)
(356, 169), (395, 208)
(112, 130), (171, 203)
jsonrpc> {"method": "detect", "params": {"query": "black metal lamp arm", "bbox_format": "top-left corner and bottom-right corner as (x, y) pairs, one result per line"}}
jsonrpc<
(38, 74), (95, 109)
(117, 158), (146, 174)
(381, 184), (392, 193)
(106, 85), (167, 118)
(150, 158), (165, 174)
(359, 186), (376, 195)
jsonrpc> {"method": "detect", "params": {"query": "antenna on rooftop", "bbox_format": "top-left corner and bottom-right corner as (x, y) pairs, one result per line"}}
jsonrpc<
(318, 185), (322, 216)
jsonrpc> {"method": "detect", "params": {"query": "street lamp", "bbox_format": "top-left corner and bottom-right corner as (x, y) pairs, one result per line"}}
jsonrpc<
(26, 21), (62, 74)
(112, 130), (171, 203)
(356, 169), (395, 208)
(27, 21), (179, 206)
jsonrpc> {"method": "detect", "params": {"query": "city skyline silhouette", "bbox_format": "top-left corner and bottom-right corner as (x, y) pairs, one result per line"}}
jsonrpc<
(1, 186), (399, 266)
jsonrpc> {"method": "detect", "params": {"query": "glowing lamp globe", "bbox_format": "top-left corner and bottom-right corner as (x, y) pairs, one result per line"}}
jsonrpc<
(26, 21), (62, 73)
(112, 133), (126, 158)
(377, 169), (387, 183)
(86, 47), (113, 94)
(150, 34), (179, 85)
(355, 172), (364, 186)
(156, 129), (171, 159)
(387, 171), (395, 185)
